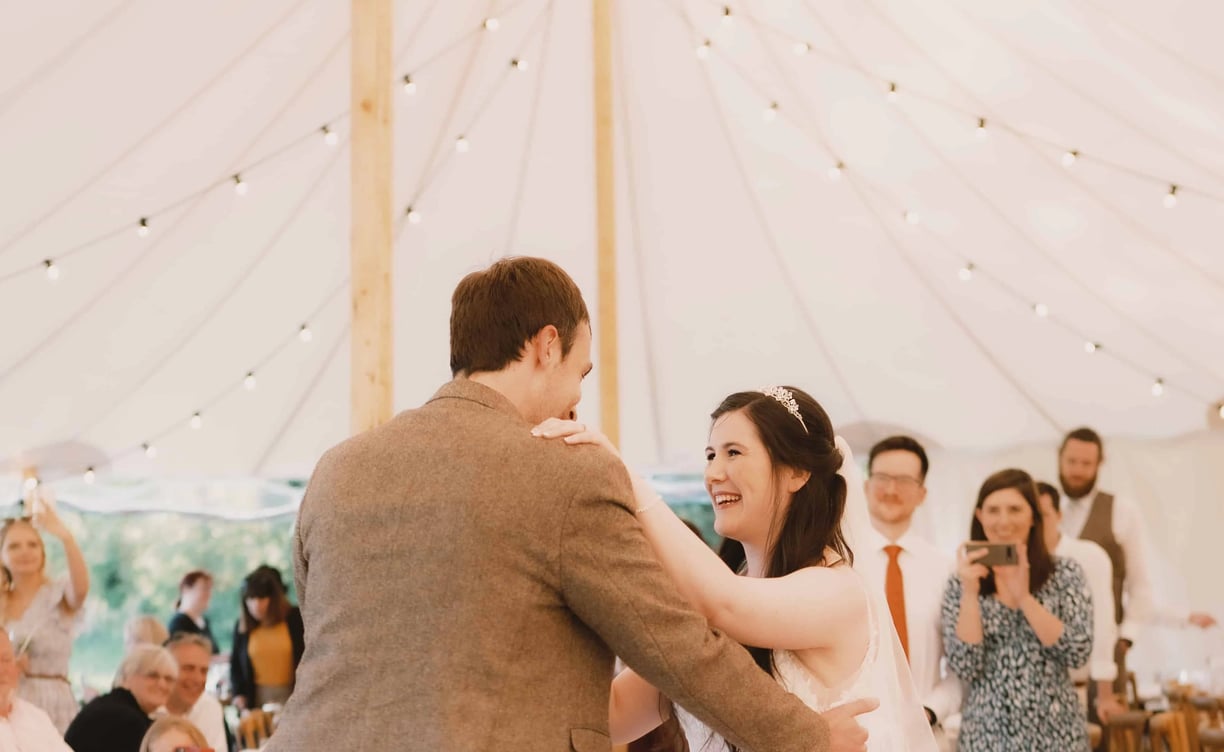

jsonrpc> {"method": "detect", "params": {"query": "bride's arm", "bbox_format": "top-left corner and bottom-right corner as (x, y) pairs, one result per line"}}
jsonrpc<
(609, 667), (668, 744)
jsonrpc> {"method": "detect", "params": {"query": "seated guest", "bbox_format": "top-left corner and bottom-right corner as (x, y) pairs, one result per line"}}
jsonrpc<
(230, 565), (303, 711)
(65, 645), (178, 752)
(167, 570), (219, 654)
(139, 716), (212, 752)
(0, 630), (72, 751)
(165, 633), (227, 752)
(942, 469), (1092, 751)
(124, 615), (169, 651)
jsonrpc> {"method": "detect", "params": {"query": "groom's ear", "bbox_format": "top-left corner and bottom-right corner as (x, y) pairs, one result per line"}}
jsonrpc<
(527, 325), (561, 367)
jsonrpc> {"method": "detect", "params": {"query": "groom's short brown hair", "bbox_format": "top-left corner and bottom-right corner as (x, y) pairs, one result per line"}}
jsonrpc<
(450, 257), (590, 376)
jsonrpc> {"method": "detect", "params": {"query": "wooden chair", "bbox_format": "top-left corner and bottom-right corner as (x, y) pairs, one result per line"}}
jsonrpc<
(1150, 711), (1191, 752)
(1104, 710), (1149, 752)
(1087, 722), (1102, 749)
(238, 709), (274, 749)
(1196, 696), (1224, 751)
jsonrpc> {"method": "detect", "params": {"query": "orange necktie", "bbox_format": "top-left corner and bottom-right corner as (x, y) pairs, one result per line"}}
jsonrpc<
(884, 544), (910, 662)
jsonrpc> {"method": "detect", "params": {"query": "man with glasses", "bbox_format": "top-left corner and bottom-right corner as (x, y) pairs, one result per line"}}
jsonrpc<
(858, 436), (961, 750)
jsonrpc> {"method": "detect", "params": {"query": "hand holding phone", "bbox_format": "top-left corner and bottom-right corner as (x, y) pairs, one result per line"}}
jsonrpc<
(964, 542), (1019, 568)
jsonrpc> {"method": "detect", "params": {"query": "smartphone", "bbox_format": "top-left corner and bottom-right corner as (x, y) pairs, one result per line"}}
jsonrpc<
(965, 542), (1019, 567)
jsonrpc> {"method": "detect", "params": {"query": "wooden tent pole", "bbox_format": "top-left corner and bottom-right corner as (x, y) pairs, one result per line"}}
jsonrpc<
(593, 0), (620, 448)
(350, 0), (395, 434)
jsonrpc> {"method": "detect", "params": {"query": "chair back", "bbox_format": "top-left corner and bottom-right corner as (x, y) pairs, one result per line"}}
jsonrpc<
(238, 709), (274, 749)
(1105, 710), (1150, 752)
(1150, 711), (1191, 752)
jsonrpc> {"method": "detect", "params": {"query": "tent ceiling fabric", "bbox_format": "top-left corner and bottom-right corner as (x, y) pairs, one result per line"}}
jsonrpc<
(1, 0), (1223, 482)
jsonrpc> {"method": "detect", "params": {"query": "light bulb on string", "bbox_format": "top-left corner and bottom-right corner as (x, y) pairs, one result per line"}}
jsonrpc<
(402, 75), (417, 96)
(22, 476), (38, 492)
(886, 82), (899, 103)
(1163, 185), (1178, 209)
(958, 263), (975, 282)
(190, 412), (203, 429)
(721, 6), (733, 26)
(137, 218), (150, 238)
(1151, 378), (1165, 397)
(1033, 302), (1049, 318)
(455, 135), (470, 153)
(903, 209), (920, 225)
(233, 174), (248, 196)
(44, 259), (60, 282)
(827, 162), (844, 182)
(1084, 341), (1100, 354)
(511, 58), (529, 71)
(244, 371), (257, 390)
(696, 39), (711, 60)
(483, 17), (499, 31)
(299, 324), (313, 343)
(762, 102), (779, 122)
(143, 443), (157, 459)
(321, 125), (339, 146)
(1061, 150), (1078, 168)
(406, 206), (422, 224)
(83, 467), (95, 485)
(793, 41), (811, 56)
(975, 118), (987, 140)
(1218, 403), (1224, 419)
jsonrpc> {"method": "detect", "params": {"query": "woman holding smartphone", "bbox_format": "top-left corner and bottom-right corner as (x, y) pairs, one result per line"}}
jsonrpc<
(942, 468), (1093, 751)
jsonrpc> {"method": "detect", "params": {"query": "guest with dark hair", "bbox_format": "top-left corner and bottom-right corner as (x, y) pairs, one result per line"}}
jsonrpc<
(167, 570), (219, 654)
(230, 565), (303, 712)
(943, 469), (1092, 751)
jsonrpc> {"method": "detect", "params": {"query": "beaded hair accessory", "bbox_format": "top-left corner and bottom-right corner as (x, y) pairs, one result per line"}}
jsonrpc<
(759, 386), (808, 434)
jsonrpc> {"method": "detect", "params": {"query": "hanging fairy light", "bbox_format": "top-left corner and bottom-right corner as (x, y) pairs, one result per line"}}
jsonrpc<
(143, 442), (157, 459)
(827, 162), (844, 182)
(22, 476), (38, 492)
(321, 125), (339, 147)
(232, 174), (249, 197)
(405, 206), (422, 224)
(762, 102), (779, 122)
(696, 39), (711, 60)
(483, 17), (500, 31)
(1084, 341), (1101, 354)
(903, 209), (920, 225)
(721, 5), (733, 26)
(1061, 150), (1079, 168)
(189, 412), (203, 429)
(1033, 302), (1050, 318)
(958, 263), (975, 282)
(455, 135), (470, 153)
(1218, 403), (1224, 419)
(1163, 185), (1178, 209)
(44, 259), (60, 282)
(1151, 378), (1165, 397)
(83, 467), (96, 484)
(298, 324), (313, 343)
(402, 75), (417, 96)
(886, 82), (899, 103)
(975, 118), (988, 140)
(243, 371), (257, 390)
(793, 41), (811, 55)
(511, 58), (529, 71)
(137, 218), (151, 238)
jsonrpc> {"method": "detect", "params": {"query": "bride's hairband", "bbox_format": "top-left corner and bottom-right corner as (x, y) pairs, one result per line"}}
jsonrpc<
(759, 386), (808, 434)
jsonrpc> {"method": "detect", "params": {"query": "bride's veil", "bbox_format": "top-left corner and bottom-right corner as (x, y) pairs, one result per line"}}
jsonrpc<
(835, 436), (939, 752)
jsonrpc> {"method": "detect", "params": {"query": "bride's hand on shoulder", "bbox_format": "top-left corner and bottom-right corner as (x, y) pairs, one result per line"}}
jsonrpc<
(531, 418), (620, 458)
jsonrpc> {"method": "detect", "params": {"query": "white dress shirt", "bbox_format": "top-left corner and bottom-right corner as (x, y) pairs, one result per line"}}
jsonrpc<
(1061, 492), (1189, 641)
(858, 524), (963, 724)
(0, 697), (73, 752)
(1053, 535), (1117, 683)
(185, 694), (228, 752)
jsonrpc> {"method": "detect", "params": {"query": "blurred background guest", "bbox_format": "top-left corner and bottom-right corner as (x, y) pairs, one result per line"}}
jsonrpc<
(139, 715), (212, 752)
(66, 644), (178, 752)
(167, 570), (219, 654)
(230, 564), (302, 711)
(165, 632), (228, 752)
(0, 629), (71, 751)
(124, 615), (169, 652)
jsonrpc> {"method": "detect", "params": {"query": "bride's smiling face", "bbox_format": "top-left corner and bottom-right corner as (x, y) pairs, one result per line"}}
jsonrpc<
(705, 410), (789, 546)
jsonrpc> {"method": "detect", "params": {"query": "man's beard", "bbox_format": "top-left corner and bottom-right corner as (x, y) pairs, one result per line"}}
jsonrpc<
(1060, 472), (1097, 500)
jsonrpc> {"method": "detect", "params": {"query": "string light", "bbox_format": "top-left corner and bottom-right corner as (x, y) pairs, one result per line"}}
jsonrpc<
(696, 39), (711, 60)
(1084, 341), (1101, 354)
(1151, 378), (1165, 397)
(189, 411), (203, 429)
(232, 174), (249, 197)
(402, 75), (417, 96)
(298, 324), (313, 343)
(1061, 150), (1078, 168)
(406, 206), (422, 224)
(22, 476), (38, 492)
(1033, 302), (1050, 318)
(762, 102), (779, 122)
(827, 162), (844, 181)
(483, 17), (499, 31)
(1218, 403), (1224, 420)
(83, 467), (96, 484)
(793, 41), (811, 55)
(44, 259), (60, 282)
(455, 135), (470, 153)
(1163, 185), (1178, 209)
(137, 218), (150, 238)
(721, 6), (733, 26)
(511, 58), (529, 71)
(243, 371), (257, 390)
(958, 263), (975, 281)
(975, 118), (987, 140)
(321, 125), (339, 147)
(886, 82), (899, 103)
(903, 209), (920, 225)
(142, 442), (157, 459)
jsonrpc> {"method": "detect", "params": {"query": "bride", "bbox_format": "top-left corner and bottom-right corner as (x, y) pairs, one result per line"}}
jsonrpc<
(535, 386), (936, 751)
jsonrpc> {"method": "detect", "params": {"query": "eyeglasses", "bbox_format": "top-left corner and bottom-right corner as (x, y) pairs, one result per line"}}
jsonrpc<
(868, 472), (923, 491)
(142, 670), (177, 683)
(173, 747), (215, 752)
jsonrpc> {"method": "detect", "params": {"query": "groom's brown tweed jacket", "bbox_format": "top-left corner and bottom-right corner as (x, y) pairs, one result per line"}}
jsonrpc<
(265, 378), (829, 752)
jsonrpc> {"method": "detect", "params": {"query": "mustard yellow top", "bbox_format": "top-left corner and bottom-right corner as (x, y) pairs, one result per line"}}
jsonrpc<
(247, 621), (294, 686)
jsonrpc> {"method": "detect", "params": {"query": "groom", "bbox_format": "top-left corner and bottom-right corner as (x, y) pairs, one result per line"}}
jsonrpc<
(267, 257), (873, 751)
